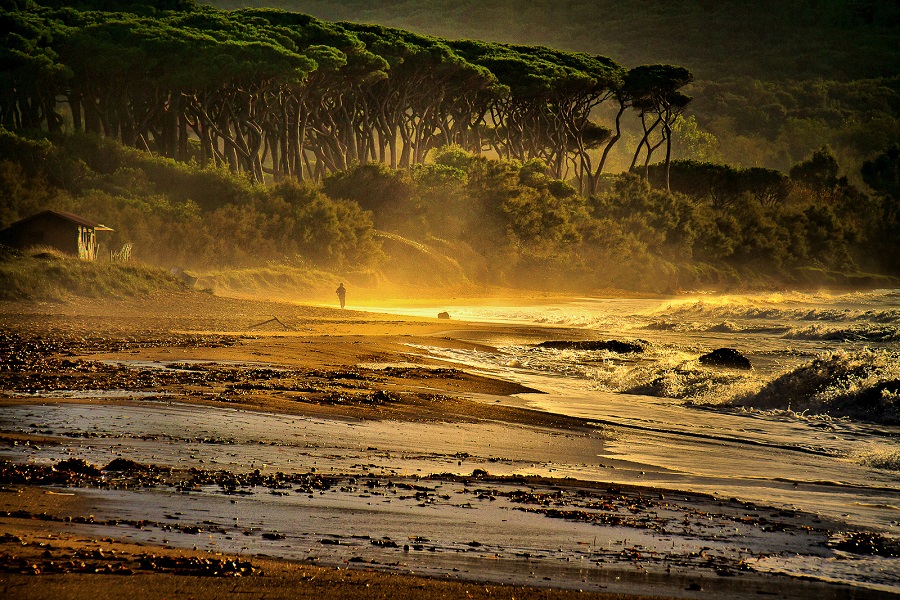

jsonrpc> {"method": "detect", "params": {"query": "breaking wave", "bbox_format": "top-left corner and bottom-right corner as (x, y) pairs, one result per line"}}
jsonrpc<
(642, 319), (792, 335)
(615, 365), (750, 400)
(495, 342), (758, 402)
(726, 349), (900, 425)
(655, 293), (900, 325)
(643, 318), (898, 342)
(705, 321), (791, 334)
(854, 448), (900, 472)
(781, 325), (899, 342)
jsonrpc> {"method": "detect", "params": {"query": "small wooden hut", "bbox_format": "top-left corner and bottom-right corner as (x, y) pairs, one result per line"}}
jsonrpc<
(0, 210), (113, 260)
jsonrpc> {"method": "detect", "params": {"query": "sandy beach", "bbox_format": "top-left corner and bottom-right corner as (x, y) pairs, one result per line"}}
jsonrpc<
(1, 292), (897, 599)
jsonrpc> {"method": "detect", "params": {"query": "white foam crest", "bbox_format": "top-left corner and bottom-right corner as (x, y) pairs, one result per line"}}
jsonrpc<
(425, 305), (635, 331)
(782, 324), (899, 342)
(613, 365), (752, 400)
(727, 348), (900, 424)
(854, 445), (900, 472)
(722, 404), (852, 423)
(641, 318), (711, 333)
(495, 345), (623, 383)
(653, 290), (900, 326)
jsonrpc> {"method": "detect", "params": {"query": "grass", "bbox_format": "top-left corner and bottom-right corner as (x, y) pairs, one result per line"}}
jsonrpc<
(196, 263), (357, 303)
(792, 266), (900, 288)
(0, 246), (192, 302)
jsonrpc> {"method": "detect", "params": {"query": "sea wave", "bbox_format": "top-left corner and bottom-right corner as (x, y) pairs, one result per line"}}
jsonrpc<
(641, 319), (694, 332)
(616, 366), (749, 399)
(660, 303), (787, 320)
(726, 349), (900, 424)
(706, 321), (792, 334)
(854, 447), (900, 472)
(782, 325), (899, 342)
(448, 306), (632, 331)
(654, 293), (900, 325)
(506, 342), (759, 402)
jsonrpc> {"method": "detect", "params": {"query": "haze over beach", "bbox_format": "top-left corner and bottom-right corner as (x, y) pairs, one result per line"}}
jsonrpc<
(0, 1), (898, 599)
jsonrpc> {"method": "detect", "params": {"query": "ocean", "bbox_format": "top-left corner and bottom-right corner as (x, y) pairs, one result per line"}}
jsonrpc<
(377, 290), (900, 531)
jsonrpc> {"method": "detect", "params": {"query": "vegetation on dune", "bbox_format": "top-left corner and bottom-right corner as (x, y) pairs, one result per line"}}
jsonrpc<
(0, 245), (192, 301)
(4, 125), (896, 293)
(196, 262), (347, 299)
(0, 128), (380, 270)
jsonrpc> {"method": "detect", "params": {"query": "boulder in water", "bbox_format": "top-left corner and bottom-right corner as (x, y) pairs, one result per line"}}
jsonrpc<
(437, 311), (451, 319)
(699, 348), (752, 369)
(536, 339), (646, 353)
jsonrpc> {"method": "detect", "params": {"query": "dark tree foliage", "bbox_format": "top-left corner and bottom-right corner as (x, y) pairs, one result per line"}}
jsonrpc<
(446, 39), (626, 194)
(624, 65), (693, 190)
(790, 146), (840, 196)
(860, 145), (900, 273)
(647, 160), (791, 209)
(862, 145), (900, 199)
(217, 1), (900, 177)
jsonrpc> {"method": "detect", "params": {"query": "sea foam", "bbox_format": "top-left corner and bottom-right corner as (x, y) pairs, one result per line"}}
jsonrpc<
(727, 349), (900, 424)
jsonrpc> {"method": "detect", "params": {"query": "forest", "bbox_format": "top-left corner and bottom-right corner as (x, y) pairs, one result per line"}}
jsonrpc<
(1, 0), (898, 292)
(207, 0), (900, 178)
(1, 0), (698, 194)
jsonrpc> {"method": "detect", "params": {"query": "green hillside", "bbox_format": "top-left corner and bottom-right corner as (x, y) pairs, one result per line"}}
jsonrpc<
(205, 0), (900, 80)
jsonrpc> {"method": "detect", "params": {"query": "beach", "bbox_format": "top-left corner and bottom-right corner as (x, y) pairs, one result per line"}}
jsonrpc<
(1, 291), (898, 599)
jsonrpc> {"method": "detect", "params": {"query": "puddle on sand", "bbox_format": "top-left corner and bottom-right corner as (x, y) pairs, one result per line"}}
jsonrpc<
(6, 390), (170, 399)
(1, 401), (609, 479)
(57, 478), (868, 596)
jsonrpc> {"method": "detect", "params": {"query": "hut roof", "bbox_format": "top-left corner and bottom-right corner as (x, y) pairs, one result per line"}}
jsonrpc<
(4, 210), (113, 231)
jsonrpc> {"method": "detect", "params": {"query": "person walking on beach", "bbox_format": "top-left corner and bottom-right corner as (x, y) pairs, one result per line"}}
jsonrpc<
(336, 282), (346, 309)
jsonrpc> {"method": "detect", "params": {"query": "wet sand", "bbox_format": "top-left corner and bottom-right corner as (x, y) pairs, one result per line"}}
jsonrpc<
(1, 488), (649, 600)
(1, 293), (897, 599)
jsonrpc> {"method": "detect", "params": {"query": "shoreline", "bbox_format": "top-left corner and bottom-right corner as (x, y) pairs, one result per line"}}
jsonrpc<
(1, 292), (898, 598)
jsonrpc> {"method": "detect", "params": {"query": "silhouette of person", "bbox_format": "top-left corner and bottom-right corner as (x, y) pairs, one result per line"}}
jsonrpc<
(336, 282), (346, 309)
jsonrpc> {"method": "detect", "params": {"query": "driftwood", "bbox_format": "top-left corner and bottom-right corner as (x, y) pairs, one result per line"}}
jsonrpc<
(248, 316), (291, 331)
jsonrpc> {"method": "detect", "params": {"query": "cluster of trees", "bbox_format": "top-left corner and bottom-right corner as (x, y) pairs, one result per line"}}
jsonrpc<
(223, 0), (900, 179)
(1, 0), (696, 194)
(214, 0), (900, 82)
(316, 144), (900, 288)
